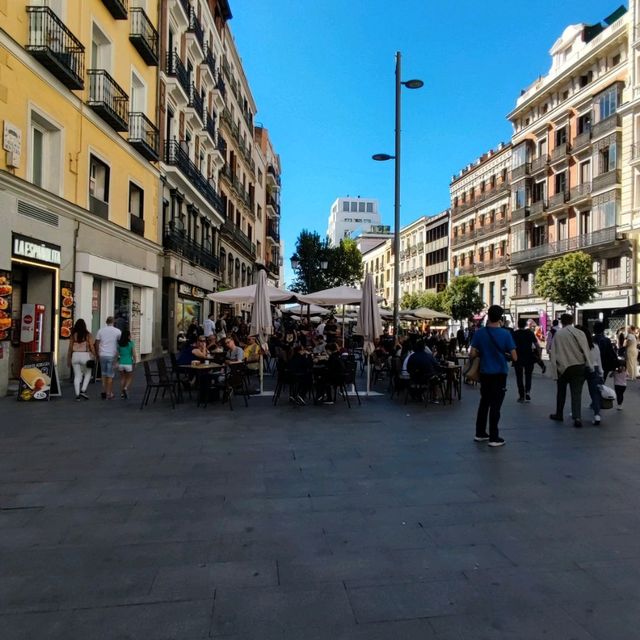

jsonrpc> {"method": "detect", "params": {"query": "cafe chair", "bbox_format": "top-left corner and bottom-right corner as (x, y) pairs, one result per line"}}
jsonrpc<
(169, 352), (191, 403)
(343, 358), (361, 406)
(140, 359), (176, 410)
(389, 356), (409, 399)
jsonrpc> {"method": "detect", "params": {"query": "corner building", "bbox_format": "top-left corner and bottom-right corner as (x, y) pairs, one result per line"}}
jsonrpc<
(508, 8), (631, 331)
(0, 0), (162, 394)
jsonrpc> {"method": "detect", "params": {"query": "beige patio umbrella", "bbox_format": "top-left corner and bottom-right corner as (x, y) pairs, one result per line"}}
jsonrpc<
(358, 273), (383, 395)
(249, 269), (273, 394)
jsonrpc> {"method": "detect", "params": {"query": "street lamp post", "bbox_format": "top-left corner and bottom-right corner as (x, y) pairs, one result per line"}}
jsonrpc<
(373, 51), (423, 338)
(290, 253), (328, 293)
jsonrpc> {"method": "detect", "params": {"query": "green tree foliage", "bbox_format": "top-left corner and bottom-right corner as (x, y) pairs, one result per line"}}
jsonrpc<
(534, 251), (597, 312)
(400, 291), (445, 312)
(289, 231), (363, 293)
(441, 275), (484, 320)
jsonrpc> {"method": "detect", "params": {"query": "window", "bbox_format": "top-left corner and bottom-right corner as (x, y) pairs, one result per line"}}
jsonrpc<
(605, 256), (621, 285)
(513, 185), (528, 209)
(29, 110), (62, 194)
(538, 138), (547, 156)
(532, 180), (546, 203)
(557, 218), (567, 241)
(89, 154), (110, 218)
(358, 202), (365, 212)
(258, 169), (263, 185)
(580, 211), (591, 235)
(612, 53), (621, 67)
(366, 202), (373, 212)
(580, 161), (591, 184)
(91, 22), (111, 70)
(593, 198), (617, 229)
(511, 142), (528, 168)
(594, 85), (620, 123)
(350, 201), (357, 212)
(599, 144), (617, 174)
(256, 204), (262, 221)
(489, 282), (495, 305)
(129, 182), (144, 218)
(555, 171), (567, 195)
(532, 225), (546, 247)
(478, 283), (485, 303)
(342, 201), (349, 211)
(555, 126), (567, 146)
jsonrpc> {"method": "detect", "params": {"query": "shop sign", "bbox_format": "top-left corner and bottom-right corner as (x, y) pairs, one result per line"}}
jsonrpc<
(0, 270), (12, 342)
(12, 234), (61, 266)
(59, 281), (74, 339)
(17, 352), (55, 401)
(178, 283), (206, 298)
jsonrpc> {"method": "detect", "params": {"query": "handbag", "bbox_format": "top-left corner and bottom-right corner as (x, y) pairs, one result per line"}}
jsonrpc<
(86, 359), (95, 370)
(464, 355), (481, 382)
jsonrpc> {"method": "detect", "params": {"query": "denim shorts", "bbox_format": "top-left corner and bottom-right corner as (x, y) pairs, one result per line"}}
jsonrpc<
(100, 356), (116, 378)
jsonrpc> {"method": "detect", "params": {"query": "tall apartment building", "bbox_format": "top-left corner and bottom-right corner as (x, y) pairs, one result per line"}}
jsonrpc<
(450, 144), (512, 313)
(0, 0), (162, 394)
(399, 217), (427, 298)
(216, 25), (262, 319)
(254, 125), (282, 286)
(507, 7), (630, 330)
(159, 0), (229, 348)
(326, 196), (381, 246)
(423, 210), (450, 293)
(362, 238), (391, 303)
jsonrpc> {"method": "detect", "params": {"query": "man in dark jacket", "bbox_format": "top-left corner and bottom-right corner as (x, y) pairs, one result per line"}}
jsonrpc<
(513, 318), (538, 403)
(407, 340), (438, 378)
(593, 321), (617, 382)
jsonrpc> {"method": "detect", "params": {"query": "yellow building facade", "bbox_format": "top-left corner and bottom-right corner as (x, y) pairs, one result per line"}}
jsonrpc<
(0, 0), (162, 394)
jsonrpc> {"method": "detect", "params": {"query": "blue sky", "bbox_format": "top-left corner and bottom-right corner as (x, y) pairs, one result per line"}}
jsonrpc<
(229, 0), (626, 285)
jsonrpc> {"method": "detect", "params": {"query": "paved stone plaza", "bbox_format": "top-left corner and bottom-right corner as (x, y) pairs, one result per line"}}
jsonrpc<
(2, 369), (640, 639)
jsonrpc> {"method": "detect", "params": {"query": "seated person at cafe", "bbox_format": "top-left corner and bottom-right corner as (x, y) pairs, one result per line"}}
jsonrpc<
(406, 340), (438, 379)
(317, 342), (346, 403)
(312, 336), (327, 355)
(244, 335), (262, 372)
(225, 336), (245, 364)
(176, 336), (208, 365)
(288, 345), (313, 404)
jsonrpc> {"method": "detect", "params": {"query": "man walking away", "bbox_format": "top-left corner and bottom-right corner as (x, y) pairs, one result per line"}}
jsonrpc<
(593, 321), (618, 383)
(95, 316), (121, 400)
(470, 305), (517, 447)
(549, 313), (592, 428)
(513, 317), (537, 403)
(203, 312), (215, 340)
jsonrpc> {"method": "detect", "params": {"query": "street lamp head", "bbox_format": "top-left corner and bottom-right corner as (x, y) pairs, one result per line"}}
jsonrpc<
(290, 254), (300, 270)
(402, 79), (424, 89)
(372, 153), (395, 161)
(320, 259), (329, 270)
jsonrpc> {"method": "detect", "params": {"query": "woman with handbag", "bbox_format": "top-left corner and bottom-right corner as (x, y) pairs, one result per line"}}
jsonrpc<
(117, 329), (137, 399)
(67, 318), (95, 401)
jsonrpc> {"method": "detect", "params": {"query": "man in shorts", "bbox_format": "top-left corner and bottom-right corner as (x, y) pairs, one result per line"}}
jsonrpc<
(95, 316), (121, 400)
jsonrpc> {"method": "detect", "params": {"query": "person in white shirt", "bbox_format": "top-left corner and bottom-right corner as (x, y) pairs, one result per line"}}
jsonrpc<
(315, 320), (326, 337)
(95, 316), (121, 400)
(203, 313), (215, 339)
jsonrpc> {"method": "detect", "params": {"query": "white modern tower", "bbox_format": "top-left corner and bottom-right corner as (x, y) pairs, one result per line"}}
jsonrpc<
(326, 197), (381, 246)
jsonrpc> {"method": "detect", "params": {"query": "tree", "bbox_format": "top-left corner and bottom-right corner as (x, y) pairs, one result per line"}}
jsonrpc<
(534, 251), (597, 313)
(400, 291), (445, 312)
(441, 275), (484, 321)
(289, 231), (363, 293)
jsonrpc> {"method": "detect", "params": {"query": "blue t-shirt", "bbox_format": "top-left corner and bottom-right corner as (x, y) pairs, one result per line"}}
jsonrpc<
(471, 326), (516, 375)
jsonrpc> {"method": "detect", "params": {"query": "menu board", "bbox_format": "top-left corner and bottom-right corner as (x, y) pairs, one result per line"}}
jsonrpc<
(59, 280), (74, 339)
(17, 352), (54, 401)
(0, 270), (12, 341)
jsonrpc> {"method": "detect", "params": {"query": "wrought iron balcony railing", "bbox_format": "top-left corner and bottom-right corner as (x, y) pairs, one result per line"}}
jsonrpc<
(569, 182), (592, 202)
(164, 225), (219, 273)
(25, 6), (85, 89)
(129, 7), (158, 66)
(128, 112), (159, 161)
(130, 214), (145, 237)
(511, 226), (618, 265)
(188, 84), (204, 122)
(591, 113), (620, 139)
(267, 194), (280, 216)
(164, 141), (223, 215)
(551, 142), (570, 162)
(592, 169), (621, 192)
(531, 155), (549, 173)
(87, 69), (129, 131)
(203, 109), (216, 142)
(203, 42), (216, 78)
(165, 50), (189, 97)
(548, 190), (568, 210)
(267, 222), (280, 243)
(572, 130), (592, 152)
(221, 219), (256, 257)
(511, 163), (530, 180)
(102, 0), (128, 20)
(187, 6), (205, 52)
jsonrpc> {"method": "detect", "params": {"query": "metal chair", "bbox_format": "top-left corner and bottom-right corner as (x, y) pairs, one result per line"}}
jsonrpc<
(140, 359), (176, 410)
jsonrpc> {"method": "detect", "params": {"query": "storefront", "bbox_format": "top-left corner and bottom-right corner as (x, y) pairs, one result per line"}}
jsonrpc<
(163, 279), (210, 350)
(578, 290), (631, 335)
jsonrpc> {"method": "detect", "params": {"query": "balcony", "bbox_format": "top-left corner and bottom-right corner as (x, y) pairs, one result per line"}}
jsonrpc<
(569, 182), (592, 203)
(128, 112), (159, 161)
(221, 219), (256, 258)
(266, 195), (280, 217)
(476, 218), (508, 238)
(511, 163), (530, 181)
(267, 261), (280, 276)
(185, 6), (205, 59)
(201, 43), (216, 84)
(202, 108), (217, 144)
(130, 214), (145, 237)
(129, 7), (158, 66)
(591, 113), (620, 139)
(102, 0), (128, 19)
(572, 130), (591, 153)
(548, 190), (568, 211)
(164, 225), (220, 273)
(475, 256), (509, 273)
(89, 195), (109, 220)
(87, 70), (129, 131)
(163, 141), (224, 215)
(186, 84), (204, 125)
(512, 206), (529, 223)
(168, 0), (189, 28)
(511, 226), (618, 265)
(530, 155), (549, 174)
(267, 164), (281, 187)
(25, 6), (85, 90)
(529, 199), (547, 217)
(164, 50), (189, 104)
(267, 221), (280, 243)
(550, 142), (570, 164)
(592, 169), (621, 193)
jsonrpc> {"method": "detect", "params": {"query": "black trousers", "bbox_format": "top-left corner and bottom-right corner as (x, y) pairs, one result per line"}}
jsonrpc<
(476, 373), (507, 440)
(555, 364), (585, 420)
(514, 362), (534, 398)
(615, 385), (626, 405)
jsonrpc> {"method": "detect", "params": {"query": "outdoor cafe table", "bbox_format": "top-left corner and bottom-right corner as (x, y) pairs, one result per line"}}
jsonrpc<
(440, 363), (462, 402)
(179, 363), (222, 404)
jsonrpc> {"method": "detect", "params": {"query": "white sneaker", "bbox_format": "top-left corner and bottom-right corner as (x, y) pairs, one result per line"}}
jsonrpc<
(617, 406), (622, 411)
(593, 415), (601, 425)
